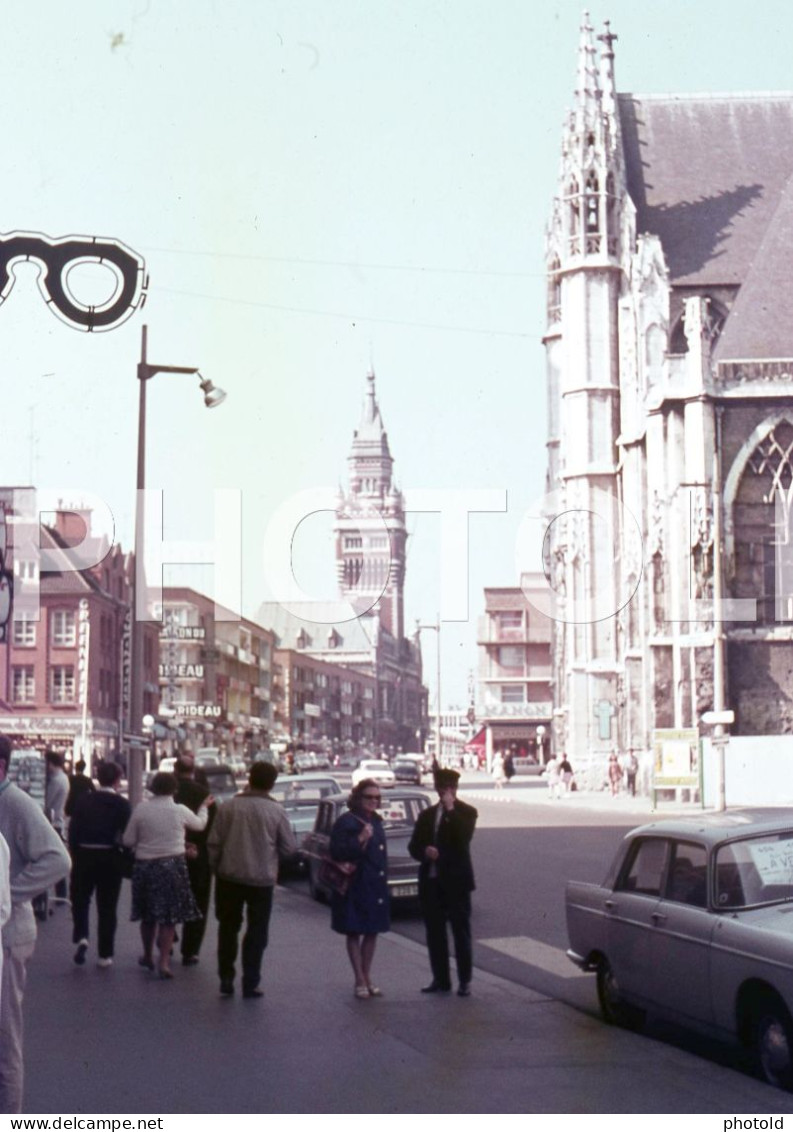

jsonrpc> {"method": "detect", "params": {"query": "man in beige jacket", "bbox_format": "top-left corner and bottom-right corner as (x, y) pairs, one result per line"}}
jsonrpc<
(208, 760), (295, 998)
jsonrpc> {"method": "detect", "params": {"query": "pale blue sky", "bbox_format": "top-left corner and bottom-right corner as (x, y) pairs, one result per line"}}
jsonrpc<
(2, 0), (792, 709)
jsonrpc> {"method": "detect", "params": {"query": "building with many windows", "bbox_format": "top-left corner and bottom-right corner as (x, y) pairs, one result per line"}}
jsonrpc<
(156, 587), (274, 757)
(474, 576), (552, 767)
(0, 501), (156, 763)
(272, 649), (376, 755)
(259, 371), (427, 753)
(544, 17), (793, 774)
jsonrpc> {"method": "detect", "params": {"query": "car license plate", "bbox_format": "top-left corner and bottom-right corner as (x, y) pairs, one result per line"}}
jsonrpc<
(390, 883), (418, 898)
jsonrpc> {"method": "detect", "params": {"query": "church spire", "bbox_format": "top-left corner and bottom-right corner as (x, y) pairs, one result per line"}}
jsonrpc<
(574, 12), (600, 128)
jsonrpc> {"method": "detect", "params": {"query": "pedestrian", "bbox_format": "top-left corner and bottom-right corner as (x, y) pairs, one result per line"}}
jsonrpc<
(0, 832), (10, 1011)
(504, 750), (516, 783)
(329, 778), (390, 999)
(122, 771), (212, 980)
(408, 767), (478, 997)
(207, 760), (295, 998)
(545, 753), (562, 799)
(0, 736), (71, 1113)
(608, 752), (622, 796)
(558, 753), (574, 795)
(625, 751), (639, 797)
(492, 752), (507, 790)
(64, 759), (95, 819)
(174, 750), (216, 966)
(68, 761), (131, 969)
(44, 750), (70, 904)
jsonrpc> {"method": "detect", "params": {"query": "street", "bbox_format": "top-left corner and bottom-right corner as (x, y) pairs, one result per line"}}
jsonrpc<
(13, 776), (791, 1114)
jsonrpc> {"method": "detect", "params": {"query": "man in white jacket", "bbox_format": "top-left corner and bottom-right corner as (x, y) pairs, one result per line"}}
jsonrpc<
(0, 737), (71, 1114)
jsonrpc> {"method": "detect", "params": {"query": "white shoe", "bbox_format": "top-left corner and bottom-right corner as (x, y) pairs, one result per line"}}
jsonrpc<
(97, 957), (113, 968)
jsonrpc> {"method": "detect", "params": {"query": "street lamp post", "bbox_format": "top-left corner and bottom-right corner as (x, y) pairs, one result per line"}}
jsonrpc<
(128, 324), (226, 806)
(416, 616), (441, 766)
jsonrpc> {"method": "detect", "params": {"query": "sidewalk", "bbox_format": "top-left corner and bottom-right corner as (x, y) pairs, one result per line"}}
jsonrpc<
(457, 771), (702, 816)
(20, 878), (782, 1114)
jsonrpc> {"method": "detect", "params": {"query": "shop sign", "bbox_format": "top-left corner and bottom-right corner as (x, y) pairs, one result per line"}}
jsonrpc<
(174, 703), (223, 719)
(158, 663), (204, 679)
(77, 599), (90, 704)
(121, 610), (131, 716)
(159, 625), (205, 641)
(304, 703), (321, 718)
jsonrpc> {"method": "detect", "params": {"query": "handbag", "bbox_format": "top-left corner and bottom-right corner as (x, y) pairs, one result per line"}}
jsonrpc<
(318, 856), (357, 896)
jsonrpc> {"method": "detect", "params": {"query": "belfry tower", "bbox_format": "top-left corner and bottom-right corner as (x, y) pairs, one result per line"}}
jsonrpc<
(335, 372), (407, 639)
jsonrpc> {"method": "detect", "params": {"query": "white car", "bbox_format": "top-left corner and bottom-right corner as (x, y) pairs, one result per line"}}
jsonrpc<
(351, 759), (396, 789)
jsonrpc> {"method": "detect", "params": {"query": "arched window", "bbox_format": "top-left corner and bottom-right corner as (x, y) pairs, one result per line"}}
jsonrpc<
(567, 178), (581, 255)
(731, 421), (793, 624)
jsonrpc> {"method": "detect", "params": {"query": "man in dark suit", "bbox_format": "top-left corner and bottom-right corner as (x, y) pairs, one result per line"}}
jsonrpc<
(174, 751), (216, 966)
(408, 767), (477, 997)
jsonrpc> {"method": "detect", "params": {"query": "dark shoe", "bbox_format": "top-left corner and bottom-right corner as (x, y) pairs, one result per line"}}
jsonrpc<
(138, 956), (155, 972)
(457, 983), (471, 997)
(73, 940), (88, 966)
(421, 981), (451, 994)
(182, 956), (199, 967)
(242, 988), (264, 999)
(220, 981), (235, 997)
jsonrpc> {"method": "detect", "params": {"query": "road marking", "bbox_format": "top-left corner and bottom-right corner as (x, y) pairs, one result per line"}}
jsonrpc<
(479, 936), (590, 979)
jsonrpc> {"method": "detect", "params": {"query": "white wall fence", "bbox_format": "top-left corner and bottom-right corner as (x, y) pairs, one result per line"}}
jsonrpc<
(701, 735), (793, 808)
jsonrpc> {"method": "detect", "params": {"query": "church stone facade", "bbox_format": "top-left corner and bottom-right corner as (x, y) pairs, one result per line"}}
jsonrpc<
(544, 17), (793, 769)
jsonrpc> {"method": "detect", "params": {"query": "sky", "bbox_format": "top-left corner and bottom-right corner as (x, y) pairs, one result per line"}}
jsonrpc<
(3, 0), (793, 711)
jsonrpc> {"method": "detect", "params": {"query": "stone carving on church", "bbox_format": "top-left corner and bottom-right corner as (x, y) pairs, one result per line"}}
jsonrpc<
(690, 487), (714, 602)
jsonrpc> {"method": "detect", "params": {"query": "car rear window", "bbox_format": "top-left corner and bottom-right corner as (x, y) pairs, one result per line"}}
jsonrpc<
(716, 831), (793, 908)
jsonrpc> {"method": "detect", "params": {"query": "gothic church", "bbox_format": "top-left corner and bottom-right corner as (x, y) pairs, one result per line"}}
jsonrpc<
(544, 16), (793, 768)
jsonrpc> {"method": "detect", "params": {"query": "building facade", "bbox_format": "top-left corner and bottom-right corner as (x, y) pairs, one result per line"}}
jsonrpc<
(272, 648), (376, 754)
(544, 18), (793, 773)
(156, 587), (274, 757)
(259, 371), (427, 753)
(475, 578), (552, 767)
(0, 502), (156, 763)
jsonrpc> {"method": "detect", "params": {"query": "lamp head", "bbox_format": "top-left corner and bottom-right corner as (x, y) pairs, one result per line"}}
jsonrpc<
(198, 374), (227, 408)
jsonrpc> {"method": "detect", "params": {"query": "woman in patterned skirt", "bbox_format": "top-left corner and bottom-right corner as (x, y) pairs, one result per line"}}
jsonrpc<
(123, 772), (212, 979)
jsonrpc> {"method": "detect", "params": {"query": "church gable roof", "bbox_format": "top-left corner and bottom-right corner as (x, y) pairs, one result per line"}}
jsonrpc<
(619, 93), (793, 286)
(714, 170), (793, 361)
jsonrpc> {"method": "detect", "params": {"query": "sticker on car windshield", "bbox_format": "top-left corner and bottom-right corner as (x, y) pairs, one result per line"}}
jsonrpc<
(748, 838), (793, 885)
(379, 800), (409, 826)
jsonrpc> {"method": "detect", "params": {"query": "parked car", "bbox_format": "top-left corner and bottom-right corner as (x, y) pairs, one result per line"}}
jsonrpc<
(566, 810), (793, 1090)
(392, 757), (423, 786)
(200, 765), (240, 805)
(351, 759), (396, 789)
(195, 747), (222, 768)
(270, 774), (342, 868)
(302, 787), (432, 905)
(225, 756), (247, 778)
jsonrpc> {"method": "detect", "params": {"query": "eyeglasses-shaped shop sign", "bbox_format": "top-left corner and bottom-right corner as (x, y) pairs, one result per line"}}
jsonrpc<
(0, 230), (147, 331)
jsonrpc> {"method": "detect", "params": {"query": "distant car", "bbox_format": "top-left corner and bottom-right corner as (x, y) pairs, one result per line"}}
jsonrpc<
(200, 765), (239, 805)
(302, 787), (432, 904)
(392, 758), (422, 786)
(566, 810), (793, 1090)
(401, 751), (431, 774)
(195, 748), (221, 769)
(270, 774), (342, 867)
(294, 752), (317, 774)
(352, 759), (396, 789)
(225, 756), (247, 778)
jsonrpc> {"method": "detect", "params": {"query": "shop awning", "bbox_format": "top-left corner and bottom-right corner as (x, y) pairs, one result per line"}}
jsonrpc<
(464, 726), (486, 752)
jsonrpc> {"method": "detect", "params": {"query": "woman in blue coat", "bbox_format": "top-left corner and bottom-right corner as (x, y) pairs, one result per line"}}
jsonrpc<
(330, 778), (390, 997)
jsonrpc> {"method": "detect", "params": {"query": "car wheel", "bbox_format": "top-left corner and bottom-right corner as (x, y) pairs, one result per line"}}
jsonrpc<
(752, 996), (793, 1090)
(596, 958), (644, 1030)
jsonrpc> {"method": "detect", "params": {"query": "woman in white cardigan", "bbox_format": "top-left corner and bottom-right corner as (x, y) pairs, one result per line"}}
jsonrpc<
(123, 772), (211, 979)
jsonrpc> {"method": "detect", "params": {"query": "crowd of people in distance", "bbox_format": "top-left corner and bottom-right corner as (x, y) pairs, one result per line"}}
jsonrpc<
(0, 740), (478, 1115)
